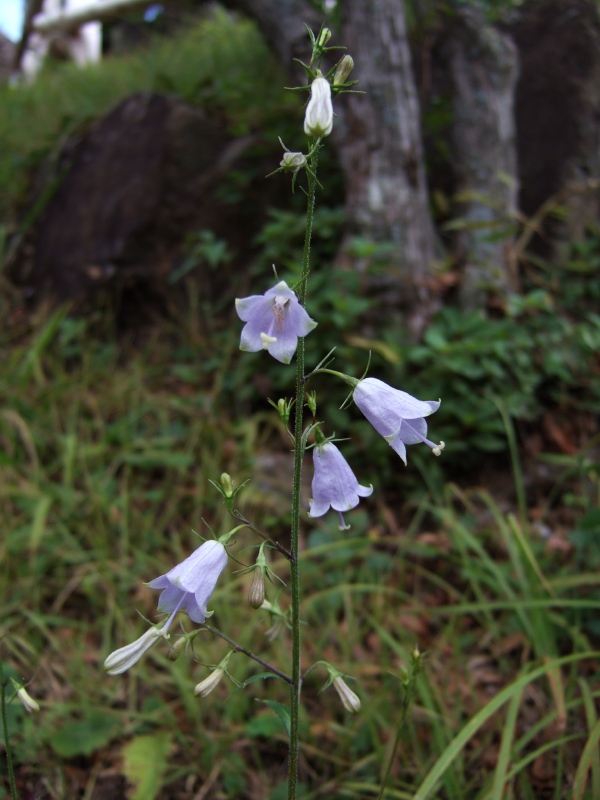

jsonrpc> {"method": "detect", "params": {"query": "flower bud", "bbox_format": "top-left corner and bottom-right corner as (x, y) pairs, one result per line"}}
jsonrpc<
(167, 636), (187, 661)
(333, 676), (361, 714)
(280, 151), (307, 174)
(333, 55), (354, 87)
(317, 28), (332, 48)
(220, 473), (234, 497)
(194, 667), (224, 698)
(306, 391), (317, 416)
(304, 76), (333, 138)
(15, 685), (39, 714)
(248, 568), (265, 609)
(104, 627), (163, 675)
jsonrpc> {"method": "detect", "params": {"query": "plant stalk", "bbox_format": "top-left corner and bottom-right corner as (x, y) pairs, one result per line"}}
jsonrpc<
(0, 664), (18, 800)
(288, 143), (321, 800)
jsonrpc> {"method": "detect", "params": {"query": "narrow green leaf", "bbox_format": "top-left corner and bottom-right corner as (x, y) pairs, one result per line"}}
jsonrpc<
(491, 685), (523, 800)
(414, 652), (600, 800)
(572, 719), (600, 800)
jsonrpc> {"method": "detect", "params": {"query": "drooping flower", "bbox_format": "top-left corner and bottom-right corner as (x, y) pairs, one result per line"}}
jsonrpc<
(235, 280), (317, 364)
(304, 76), (334, 137)
(353, 377), (444, 465)
(147, 540), (228, 625)
(104, 541), (228, 675)
(309, 441), (373, 530)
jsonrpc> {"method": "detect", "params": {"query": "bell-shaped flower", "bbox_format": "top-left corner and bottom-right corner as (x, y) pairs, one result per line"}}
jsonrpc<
(147, 540), (228, 625)
(309, 441), (373, 530)
(235, 280), (317, 364)
(353, 378), (444, 465)
(304, 76), (334, 137)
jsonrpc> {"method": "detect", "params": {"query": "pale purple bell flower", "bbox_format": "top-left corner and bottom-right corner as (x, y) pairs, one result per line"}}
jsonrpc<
(235, 280), (317, 364)
(353, 377), (444, 465)
(147, 540), (228, 624)
(309, 442), (373, 530)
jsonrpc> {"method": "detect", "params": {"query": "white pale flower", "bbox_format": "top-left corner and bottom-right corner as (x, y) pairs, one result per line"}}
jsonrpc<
(304, 76), (334, 137)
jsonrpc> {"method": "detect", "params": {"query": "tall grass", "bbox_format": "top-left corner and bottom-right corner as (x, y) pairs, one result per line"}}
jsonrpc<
(0, 306), (598, 798)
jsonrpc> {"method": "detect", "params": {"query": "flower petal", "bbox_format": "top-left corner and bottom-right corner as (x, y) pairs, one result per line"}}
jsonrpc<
(235, 295), (268, 323)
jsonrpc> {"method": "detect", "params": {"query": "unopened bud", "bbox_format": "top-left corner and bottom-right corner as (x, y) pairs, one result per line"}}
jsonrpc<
(194, 667), (224, 698)
(306, 391), (317, 416)
(14, 684), (39, 714)
(317, 28), (332, 48)
(333, 676), (361, 714)
(249, 568), (265, 609)
(168, 636), (187, 661)
(104, 627), (163, 675)
(333, 55), (354, 87)
(304, 76), (333, 138)
(220, 473), (234, 497)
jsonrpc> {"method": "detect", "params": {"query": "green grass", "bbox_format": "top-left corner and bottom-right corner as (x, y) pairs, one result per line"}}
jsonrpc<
(0, 304), (598, 799)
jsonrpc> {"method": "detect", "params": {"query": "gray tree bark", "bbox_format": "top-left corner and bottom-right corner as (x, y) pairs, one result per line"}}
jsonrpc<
(440, 5), (520, 309)
(510, 0), (600, 260)
(334, 0), (438, 321)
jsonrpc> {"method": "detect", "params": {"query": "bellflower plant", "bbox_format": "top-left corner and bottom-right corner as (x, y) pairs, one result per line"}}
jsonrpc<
(102, 26), (442, 800)
(309, 440), (373, 530)
(353, 378), (444, 465)
(235, 280), (317, 364)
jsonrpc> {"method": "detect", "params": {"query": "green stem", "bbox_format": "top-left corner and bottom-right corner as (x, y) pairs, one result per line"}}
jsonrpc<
(288, 142), (321, 800)
(376, 670), (419, 800)
(0, 665), (18, 800)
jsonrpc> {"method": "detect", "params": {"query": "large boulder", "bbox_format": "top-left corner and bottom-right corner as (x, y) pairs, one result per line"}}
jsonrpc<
(14, 92), (282, 308)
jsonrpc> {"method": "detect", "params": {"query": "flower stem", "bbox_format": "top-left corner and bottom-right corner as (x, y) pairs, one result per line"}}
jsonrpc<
(203, 625), (292, 685)
(288, 142), (321, 800)
(376, 658), (421, 800)
(0, 664), (18, 800)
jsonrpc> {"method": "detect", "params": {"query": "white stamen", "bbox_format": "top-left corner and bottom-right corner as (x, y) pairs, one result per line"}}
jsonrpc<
(260, 332), (278, 349)
(432, 441), (445, 457)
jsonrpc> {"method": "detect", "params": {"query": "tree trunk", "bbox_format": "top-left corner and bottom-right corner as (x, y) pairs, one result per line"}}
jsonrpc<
(440, 5), (519, 309)
(510, 0), (600, 260)
(334, 0), (438, 321)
